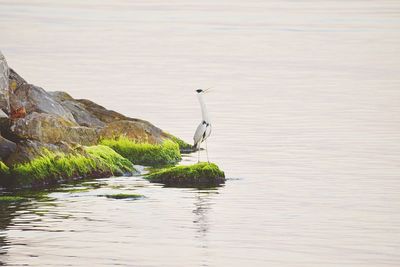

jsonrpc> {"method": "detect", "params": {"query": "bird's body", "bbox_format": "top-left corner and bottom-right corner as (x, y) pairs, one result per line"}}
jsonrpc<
(193, 120), (212, 150)
(193, 89), (212, 162)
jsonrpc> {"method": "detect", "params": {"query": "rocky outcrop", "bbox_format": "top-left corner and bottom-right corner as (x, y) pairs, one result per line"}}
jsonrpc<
(0, 52), (10, 114)
(0, 53), (16, 160)
(0, 52), (192, 179)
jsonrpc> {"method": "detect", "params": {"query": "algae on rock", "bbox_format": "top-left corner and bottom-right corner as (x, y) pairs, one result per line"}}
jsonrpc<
(146, 162), (225, 187)
(1, 145), (134, 189)
(0, 52), (197, 189)
(100, 137), (181, 166)
(103, 193), (144, 200)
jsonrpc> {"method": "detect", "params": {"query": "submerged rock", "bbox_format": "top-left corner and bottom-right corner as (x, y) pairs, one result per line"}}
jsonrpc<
(146, 162), (225, 187)
(103, 193), (144, 200)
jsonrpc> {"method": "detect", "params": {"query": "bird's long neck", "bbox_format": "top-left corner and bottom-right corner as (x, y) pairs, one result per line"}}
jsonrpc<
(197, 94), (210, 123)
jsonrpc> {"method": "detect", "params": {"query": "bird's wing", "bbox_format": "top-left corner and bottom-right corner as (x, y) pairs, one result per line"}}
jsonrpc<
(205, 124), (212, 140)
(193, 122), (207, 148)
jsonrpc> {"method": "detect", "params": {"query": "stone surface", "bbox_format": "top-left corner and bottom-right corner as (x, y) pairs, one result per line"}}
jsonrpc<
(0, 52), (10, 113)
(76, 98), (131, 123)
(50, 91), (105, 128)
(12, 84), (76, 122)
(5, 140), (71, 165)
(9, 68), (27, 90)
(11, 112), (99, 145)
(0, 135), (16, 160)
(99, 120), (169, 144)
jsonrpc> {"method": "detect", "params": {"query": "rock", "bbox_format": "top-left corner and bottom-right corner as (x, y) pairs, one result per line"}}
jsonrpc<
(10, 106), (26, 120)
(49, 91), (105, 128)
(0, 109), (8, 126)
(99, 120), (169, 144)
(12, 84), (76, 122)
(76, 98), (131, 123)
(0, 135), (16, 160)
(11, 112), (99, 145)
(146, 162), (225, 187)
(4, 140), (66, 165)
(9, 68), (27, 91)
(0, 52), (10, 113)
(4, 144), (135, 189)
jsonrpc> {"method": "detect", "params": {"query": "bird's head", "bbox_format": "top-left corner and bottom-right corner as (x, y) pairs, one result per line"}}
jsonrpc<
(195, 88), (212, 94)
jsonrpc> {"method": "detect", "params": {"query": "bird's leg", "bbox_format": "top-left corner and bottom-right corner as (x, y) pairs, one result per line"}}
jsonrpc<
(197, 144), (201, 163)
(205, 140), (210, 163)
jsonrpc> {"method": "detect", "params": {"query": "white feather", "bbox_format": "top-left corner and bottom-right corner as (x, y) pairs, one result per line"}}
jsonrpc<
(193, 122), (207, 149)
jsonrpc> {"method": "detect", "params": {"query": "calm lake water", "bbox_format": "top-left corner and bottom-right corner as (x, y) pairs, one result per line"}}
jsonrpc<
(1, 0), (400, 266)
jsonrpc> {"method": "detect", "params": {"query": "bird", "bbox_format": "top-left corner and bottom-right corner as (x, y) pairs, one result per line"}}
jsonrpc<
(193, 88), (212, 163)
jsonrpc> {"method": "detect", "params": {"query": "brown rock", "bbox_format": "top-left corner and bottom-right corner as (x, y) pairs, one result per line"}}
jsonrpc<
(11, 112), (99, 145)
(99, 120), (169, 144)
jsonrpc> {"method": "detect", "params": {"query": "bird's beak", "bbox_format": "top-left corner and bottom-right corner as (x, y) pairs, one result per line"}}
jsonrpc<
(204, 87), (213, 93)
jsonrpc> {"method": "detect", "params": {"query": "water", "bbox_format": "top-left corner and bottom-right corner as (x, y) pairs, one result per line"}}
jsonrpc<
(1, 0), (400, 266)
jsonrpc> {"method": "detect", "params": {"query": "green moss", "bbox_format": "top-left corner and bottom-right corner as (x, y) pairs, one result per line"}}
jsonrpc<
(146, 162), (225, 187)
(103, 193), (144, 199)
(3, 146), (134, 189)
(100, 137), (181, 166)
(0, 195), (28, 203)
(164, 133), (193, 152)
(85, 145), (133, 175)
(0, 161), (9, 175)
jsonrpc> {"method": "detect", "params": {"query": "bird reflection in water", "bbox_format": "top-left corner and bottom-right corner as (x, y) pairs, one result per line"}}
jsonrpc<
(192, 188), (220, 266)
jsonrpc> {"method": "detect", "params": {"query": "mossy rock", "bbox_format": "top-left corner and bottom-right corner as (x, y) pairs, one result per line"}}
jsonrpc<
(100, 137), (181, 166)
(0, 195), (28, 203)
(103, 193), (144, 200)
(146, 162), (225, 187)
(0, 161), (9, 176)
(164, 133), (194, 153)
(0, 145), (135, 189)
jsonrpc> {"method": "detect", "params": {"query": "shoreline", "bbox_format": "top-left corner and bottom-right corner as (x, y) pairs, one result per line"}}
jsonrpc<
(0, 52), (224, 190)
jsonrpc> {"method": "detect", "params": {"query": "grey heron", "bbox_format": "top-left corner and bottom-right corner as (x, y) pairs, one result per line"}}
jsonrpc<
(193, 88), (212, 162)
